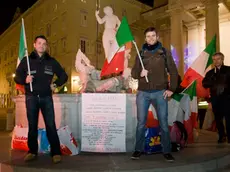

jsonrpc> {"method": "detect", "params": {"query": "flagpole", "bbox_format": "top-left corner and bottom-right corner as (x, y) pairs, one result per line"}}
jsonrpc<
(132, 41), (149, 83)
(181, 79), (196, 93)
(22, 18), (33, 92)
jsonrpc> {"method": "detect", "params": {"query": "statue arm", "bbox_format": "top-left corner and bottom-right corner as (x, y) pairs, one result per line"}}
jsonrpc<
(95, 12), (106, 24)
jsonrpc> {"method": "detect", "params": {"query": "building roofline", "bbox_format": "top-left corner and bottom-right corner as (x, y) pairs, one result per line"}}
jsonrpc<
(0, 0), (43, 41)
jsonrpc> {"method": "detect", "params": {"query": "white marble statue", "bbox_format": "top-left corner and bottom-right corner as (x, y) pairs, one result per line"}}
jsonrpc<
(75, 49), (123, 93)
(95, 6), (121, 60)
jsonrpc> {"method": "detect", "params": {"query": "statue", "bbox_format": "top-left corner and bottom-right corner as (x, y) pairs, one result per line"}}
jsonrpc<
(75, 49), (125, 93)
(95, 6), (132, 80)
(95, 6), (120, 61)
(74, 6), (133, 93)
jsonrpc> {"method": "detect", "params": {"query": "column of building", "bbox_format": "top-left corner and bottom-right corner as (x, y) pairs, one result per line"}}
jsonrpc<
(204, 0), (220, 51)
(168, 1), (184, 77)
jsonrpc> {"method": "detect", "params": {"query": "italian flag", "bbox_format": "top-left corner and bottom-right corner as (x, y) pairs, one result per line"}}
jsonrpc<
(15, 20), (27, 93)
(182, 81), (198, 143)
(181, 35), (216, 98)
(100, 17), (134, 79)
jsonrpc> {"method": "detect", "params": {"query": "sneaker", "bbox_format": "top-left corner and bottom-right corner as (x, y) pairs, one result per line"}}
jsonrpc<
(24, 153), (37, 162)
(218, 137), (226, 144)
(52, 155), (61, 164)
(131, 151), (141, 160)
(164, 153), (175, 162)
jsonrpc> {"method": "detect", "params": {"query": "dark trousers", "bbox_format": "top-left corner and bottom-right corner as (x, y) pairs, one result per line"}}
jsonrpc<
(26, 95), (61, 156)
(211, 96), (230, 141)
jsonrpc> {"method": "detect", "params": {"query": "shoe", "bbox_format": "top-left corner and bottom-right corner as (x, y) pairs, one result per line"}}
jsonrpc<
(218, 137), (226, 144)
(52, 155), (61, 164)
(164, 153), (175, 162)
(24, 153), (37, 162)
(131, 151), (141, 160)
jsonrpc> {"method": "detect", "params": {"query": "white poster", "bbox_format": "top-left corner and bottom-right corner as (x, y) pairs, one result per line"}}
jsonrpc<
(81, 93), (126, 152)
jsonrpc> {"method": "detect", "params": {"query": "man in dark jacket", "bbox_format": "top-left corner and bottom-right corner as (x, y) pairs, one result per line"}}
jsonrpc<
(14, 35), (68, 163)
(202, 52), (230, 143)
(131, 27), (178, 161)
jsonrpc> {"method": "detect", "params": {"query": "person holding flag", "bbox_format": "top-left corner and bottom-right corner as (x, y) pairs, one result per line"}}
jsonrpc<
(14, 33), (68, 163)
(131, 27), (178, 162)
(202, 52), (230, 143)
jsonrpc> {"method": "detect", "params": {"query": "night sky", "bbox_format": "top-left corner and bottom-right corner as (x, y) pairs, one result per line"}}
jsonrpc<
(0, 0), (153, 35)
(0, 0), (37, 34)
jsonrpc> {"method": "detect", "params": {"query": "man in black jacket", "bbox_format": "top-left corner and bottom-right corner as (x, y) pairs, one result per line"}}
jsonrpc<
(14, 35), (68, 163)
(202, 52), (230, 143)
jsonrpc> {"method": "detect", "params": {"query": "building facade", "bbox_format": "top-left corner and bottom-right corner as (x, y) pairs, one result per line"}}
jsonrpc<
(1, 0), (230, 108)
(0, 0), (152, 107)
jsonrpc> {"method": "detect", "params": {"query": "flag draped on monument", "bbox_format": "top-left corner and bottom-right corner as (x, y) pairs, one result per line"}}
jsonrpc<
(100, 17), (134, 79)
(181, 35), (216, 98)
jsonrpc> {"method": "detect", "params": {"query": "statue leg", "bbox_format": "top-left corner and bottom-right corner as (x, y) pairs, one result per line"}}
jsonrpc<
(102, 32), (110, 59)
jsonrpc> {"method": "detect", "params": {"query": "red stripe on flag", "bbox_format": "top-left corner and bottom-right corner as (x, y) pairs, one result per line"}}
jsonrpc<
(181, 68), (209, 98)
(100, 51), (125, 79)
(16, 84), (25, 93)
(146, 111), (159, 128)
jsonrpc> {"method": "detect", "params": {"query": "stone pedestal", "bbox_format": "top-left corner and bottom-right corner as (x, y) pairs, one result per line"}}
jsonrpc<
(13, 94), (137, 152)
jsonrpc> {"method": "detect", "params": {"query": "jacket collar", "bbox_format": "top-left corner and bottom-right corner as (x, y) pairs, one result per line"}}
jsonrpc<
(142, 41), (163, 55)
(30, 51), (51, 60)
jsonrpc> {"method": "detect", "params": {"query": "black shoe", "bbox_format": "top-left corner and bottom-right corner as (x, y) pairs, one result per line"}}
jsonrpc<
(131, 151), (141, 160)
(218, 137), (226, 144)
(164, 153), (175, 162)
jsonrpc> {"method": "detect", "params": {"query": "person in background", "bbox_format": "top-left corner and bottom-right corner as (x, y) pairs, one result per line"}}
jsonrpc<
(202, 52), (230, 143)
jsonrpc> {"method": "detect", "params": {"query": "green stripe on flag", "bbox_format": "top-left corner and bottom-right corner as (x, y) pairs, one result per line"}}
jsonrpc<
(172, 93), (184, 102)
(116, 17), (134, 47)
(204, 35), (216, 69)
(18, 24), (26, 60)
(183, 81), (197, 100)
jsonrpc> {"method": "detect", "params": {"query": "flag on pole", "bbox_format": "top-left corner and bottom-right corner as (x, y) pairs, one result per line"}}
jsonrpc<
(15, 18), (32, 92)
(182, 81), (198, 143)
(181, 35), (216, 98)
(100, 17), (134, 79)
(15, 20), (27, 93)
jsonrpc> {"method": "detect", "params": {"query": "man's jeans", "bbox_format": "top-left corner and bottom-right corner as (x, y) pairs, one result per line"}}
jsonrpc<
(26, 95), (61, 156)
(135, 90), (171, 154)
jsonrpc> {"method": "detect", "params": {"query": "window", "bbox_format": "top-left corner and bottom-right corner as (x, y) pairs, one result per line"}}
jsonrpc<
(80, 11), (87, 27)
(4, 52), (7, 61)
(61, 37), (67, 52)
(52, 17), (58, 36)
(11, 47), (14, 57)
(46, 24), (51, 37)
(122, 9), (127, 17)
(61, 12), (67, 30)
(80, 39), (86, 53)
(96, 41), (102, 54)
(53, 4), (58, 12)
(52, 42), (58, 56)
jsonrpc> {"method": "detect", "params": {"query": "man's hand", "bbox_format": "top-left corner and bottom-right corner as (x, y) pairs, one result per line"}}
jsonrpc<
(163, 90), (173, 99)
(25, 75), (33, 84)
(50, 83), (57, 91)
(140, 69), (148, 77)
